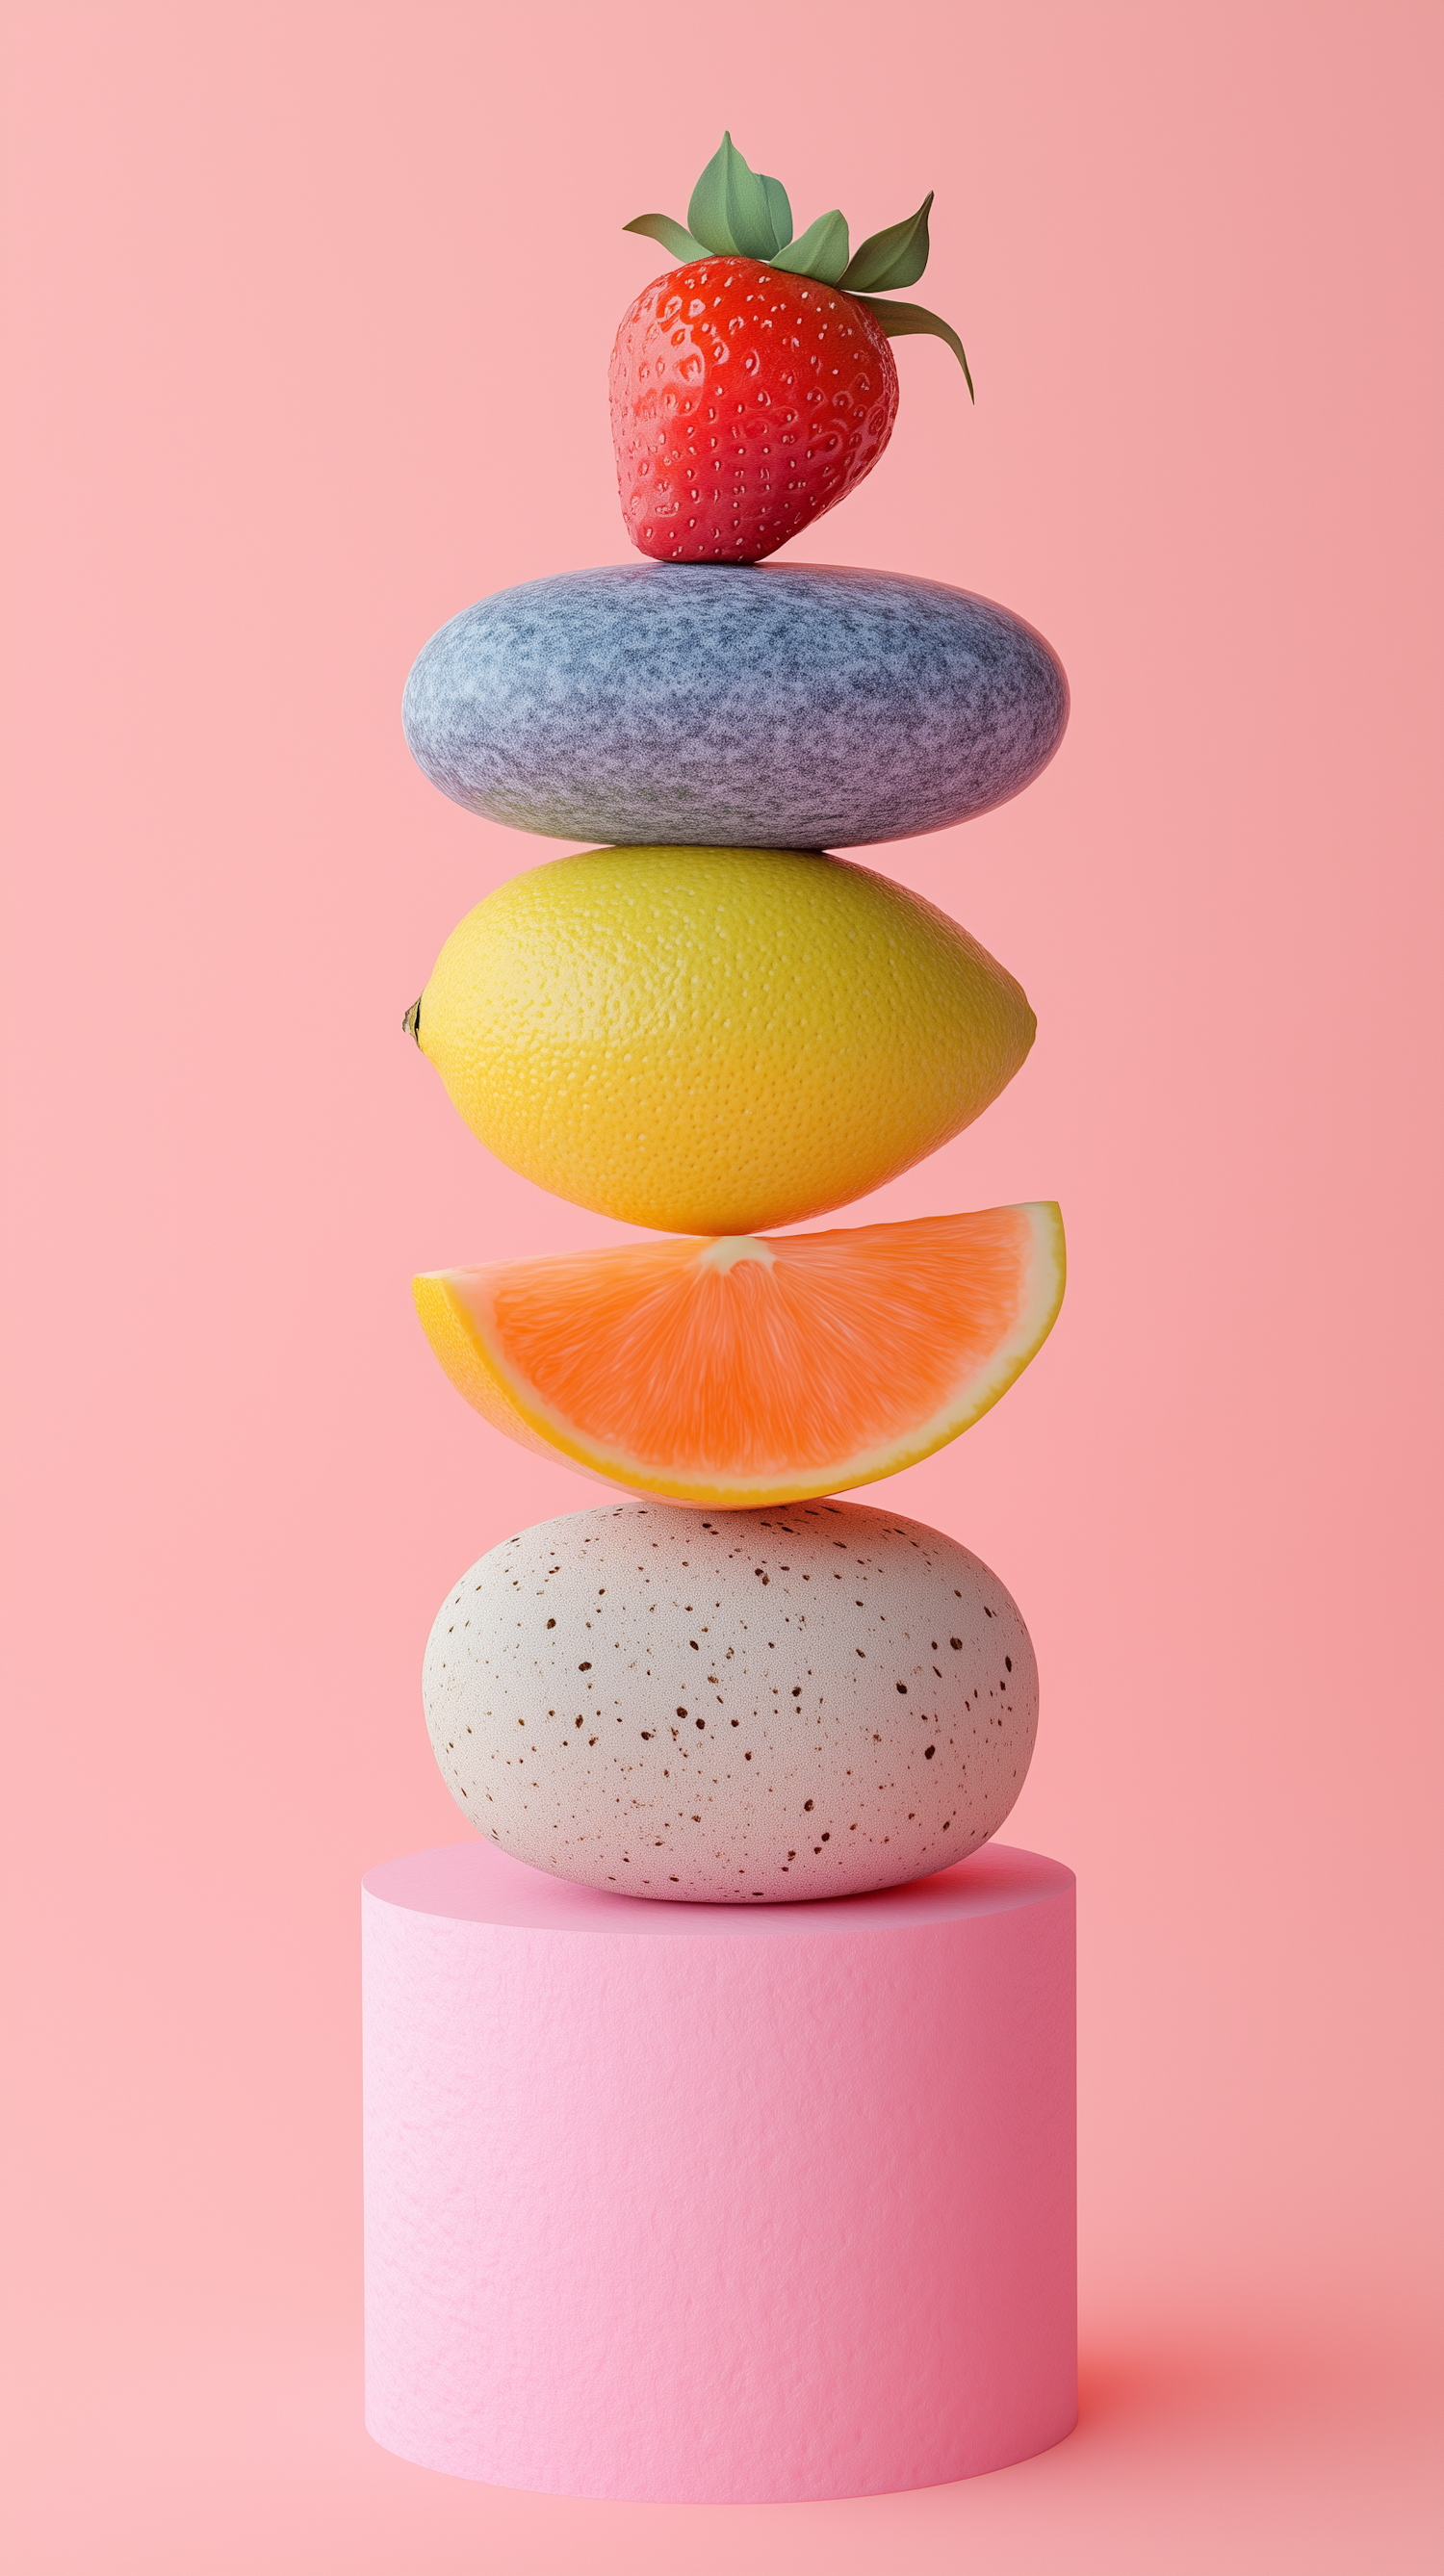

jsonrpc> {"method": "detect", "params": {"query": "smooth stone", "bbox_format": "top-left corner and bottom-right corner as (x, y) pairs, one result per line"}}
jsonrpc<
(401, 562), (1069, 849)
(423, 1497), (1038, 1903)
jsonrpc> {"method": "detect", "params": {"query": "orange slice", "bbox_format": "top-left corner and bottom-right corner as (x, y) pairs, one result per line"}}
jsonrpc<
(414, 1205), (1064, 1507)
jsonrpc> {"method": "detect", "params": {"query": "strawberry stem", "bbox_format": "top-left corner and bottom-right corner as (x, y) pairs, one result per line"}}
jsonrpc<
(623, 138), (973, 395)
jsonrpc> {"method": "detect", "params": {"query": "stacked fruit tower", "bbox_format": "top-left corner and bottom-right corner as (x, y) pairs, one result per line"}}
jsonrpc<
(367, 139), (1077, 2501)
(399, 140), (1068, 1905)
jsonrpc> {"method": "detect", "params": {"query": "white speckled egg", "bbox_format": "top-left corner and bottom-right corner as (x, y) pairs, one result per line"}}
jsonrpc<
(423, 1498), (1038, 1903)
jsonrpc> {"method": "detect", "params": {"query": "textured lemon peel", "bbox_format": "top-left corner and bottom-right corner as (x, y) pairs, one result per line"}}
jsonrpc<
(416, 847), (1035, 1237)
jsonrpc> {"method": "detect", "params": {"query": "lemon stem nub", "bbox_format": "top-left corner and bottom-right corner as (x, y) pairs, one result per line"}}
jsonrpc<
(403, 995), (423, 1043)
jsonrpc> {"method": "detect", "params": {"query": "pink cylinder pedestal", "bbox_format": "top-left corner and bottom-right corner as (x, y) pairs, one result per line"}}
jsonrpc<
(362, 1840), (1076, 2502)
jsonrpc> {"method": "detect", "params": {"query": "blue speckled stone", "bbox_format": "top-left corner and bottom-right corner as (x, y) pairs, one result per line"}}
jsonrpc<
(401, 562), (1068, 850)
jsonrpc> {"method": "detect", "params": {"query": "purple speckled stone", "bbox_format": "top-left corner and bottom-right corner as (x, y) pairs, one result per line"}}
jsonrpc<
(401, 561), (1068, 851)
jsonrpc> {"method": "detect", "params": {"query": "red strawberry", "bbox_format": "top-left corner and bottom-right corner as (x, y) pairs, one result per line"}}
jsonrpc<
(613, 133), (972, 566)
(609, 258), (898, 565)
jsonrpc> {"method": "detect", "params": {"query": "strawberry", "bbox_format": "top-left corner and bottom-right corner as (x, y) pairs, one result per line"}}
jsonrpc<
(610, 260), (899, 566)
(612, 132), (972, 566)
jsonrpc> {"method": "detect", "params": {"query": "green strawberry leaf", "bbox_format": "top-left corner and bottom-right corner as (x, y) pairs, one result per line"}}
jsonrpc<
(839, 193), (935, 294)
(687, 132), (789, 260)
(772, 209), (851, 284)
(849, 292), (975, 399)
(760, 171), (793, 252)
(623, 212), (712, 263)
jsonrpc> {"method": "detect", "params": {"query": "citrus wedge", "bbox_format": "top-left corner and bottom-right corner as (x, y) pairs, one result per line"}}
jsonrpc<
(414, 1205), (1064, 1507)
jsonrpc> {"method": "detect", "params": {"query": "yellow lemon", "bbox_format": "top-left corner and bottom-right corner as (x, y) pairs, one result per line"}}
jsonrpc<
(407, 846), (1036, 1235)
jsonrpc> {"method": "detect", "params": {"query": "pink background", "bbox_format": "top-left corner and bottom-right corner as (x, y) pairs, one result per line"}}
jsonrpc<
(2, 2), (1439, 2567)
